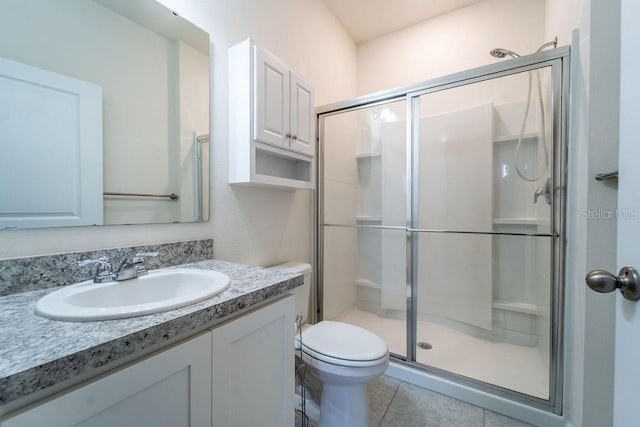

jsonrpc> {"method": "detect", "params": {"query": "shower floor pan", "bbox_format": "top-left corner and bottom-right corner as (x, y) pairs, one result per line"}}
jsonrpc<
(336, 306), (549, 399)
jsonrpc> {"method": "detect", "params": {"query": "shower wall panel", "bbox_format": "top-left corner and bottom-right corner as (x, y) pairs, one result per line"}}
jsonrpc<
(417, 103), (494, 329)
(323, 226), (358, 320)
(323, 115), (357, 226)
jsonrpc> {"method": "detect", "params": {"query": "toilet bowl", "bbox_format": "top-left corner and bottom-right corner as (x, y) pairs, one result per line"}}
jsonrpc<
(270, 262), (389, 427)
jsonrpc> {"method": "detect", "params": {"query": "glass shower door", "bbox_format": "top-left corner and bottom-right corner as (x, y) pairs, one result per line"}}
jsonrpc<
(318, 50), (567, 414)
(320, 99), (408, 358)
(412, 66), (556, 399)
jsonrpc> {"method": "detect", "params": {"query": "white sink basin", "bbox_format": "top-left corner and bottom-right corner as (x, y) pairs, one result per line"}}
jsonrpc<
(34, 268), (230, 321)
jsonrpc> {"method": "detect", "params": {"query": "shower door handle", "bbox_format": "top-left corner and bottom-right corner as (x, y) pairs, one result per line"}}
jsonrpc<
(585, 267), (640, 301)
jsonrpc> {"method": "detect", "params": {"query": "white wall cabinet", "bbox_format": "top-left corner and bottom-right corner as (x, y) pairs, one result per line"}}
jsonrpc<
(211, 295), (295, 427)
(1, 296), (295, 427)
(1, 332), (212, 427)
(229, 38), (315, 189)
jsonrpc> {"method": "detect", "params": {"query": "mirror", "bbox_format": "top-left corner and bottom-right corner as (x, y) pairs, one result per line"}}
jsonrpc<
(0, 0), (210, 229)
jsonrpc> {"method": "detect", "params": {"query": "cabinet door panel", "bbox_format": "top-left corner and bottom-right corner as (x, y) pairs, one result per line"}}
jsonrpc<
(212, 296), (294, 427)
(1, 333), (212, 427)
(289, 72), (315, 156)
(254, 46), (290, 149)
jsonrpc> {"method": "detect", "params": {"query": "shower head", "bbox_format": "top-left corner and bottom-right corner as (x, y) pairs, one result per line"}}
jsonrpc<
(489, 48), (520, 59)
(490, 37), (558, 60)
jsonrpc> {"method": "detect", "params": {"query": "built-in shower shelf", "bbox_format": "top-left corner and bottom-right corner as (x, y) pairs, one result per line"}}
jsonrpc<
(493, 302), (538, 315)
(493, 217), (538, 226)
(356, 278), (381, 289)
(493, 133), (539, 143)
(356, 152), (382, 159)
(356, 215), (382, 222)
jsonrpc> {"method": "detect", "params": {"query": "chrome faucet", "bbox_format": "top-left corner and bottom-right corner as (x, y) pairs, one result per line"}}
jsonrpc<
(78, 252), (158, 283)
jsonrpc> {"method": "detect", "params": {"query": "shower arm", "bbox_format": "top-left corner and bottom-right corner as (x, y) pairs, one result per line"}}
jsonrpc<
(536, 37), (558, 53)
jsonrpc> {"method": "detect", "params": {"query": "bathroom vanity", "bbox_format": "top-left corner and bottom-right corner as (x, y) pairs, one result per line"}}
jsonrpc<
(0, 260), (300, 427)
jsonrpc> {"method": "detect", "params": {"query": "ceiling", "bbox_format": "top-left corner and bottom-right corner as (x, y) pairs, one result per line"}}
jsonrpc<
(321, 0), (485, 43)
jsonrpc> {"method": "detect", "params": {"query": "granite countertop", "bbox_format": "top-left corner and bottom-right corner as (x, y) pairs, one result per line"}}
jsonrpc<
(0, 259), (302, 411)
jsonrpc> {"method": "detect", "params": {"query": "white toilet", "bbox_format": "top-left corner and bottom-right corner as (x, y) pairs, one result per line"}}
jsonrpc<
(270, 262), (389, 427)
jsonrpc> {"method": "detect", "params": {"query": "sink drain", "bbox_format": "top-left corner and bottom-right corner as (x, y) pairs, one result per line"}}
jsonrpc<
(417, 342), (433, 350)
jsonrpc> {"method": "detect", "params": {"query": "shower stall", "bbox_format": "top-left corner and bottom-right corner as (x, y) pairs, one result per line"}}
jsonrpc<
(317, 46), (568, 413)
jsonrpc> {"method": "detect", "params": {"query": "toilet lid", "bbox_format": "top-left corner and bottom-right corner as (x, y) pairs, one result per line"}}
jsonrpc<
(300, 321), (388, 362)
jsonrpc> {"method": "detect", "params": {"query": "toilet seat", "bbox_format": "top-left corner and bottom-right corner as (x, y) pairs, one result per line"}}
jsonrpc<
(298, 321), (388, 367)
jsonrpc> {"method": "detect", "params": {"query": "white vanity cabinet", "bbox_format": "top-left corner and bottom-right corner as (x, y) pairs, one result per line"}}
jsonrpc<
(1, 332), (212, 427)
(229, 38), (315, 189)
(211, 295), (295, 427)
(1, 295), (295, 427)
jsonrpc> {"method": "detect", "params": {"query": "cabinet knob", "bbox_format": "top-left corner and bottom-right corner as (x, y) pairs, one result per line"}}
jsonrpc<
(291, 134), (297, 140)
(285, 133), (292, 139)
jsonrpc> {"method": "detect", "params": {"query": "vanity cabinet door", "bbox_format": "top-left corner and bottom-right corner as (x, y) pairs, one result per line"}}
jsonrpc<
(1, 332), (212, 427)
(211, 295), (295, 427)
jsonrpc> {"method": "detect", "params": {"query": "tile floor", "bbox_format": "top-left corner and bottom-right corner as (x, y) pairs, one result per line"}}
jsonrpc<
(296, 375), (535, 427)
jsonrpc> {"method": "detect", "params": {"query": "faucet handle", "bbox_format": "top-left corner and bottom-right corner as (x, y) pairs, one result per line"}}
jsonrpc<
(78, 257), (114, 283)
(131, 251), (158, 263)
(135, 251), (158, 258)
(78, 256), (110, 267)
(533, 178), (552, 205)
(130, 252), (158, 276)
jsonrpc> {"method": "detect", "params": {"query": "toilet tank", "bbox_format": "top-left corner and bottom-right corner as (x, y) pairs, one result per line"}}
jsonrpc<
(269, 262), (311, 324)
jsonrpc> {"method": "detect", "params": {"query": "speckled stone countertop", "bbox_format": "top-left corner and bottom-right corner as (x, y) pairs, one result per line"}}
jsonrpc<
(0, 259), (302, 410)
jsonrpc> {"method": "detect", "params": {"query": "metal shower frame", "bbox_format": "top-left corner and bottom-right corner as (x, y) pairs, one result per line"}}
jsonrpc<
(315, 46), (570, 414)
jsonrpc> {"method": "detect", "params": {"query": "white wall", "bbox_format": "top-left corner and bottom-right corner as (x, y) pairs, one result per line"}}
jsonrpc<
(356, 0), (546, 95)
(0, 0), (357, 267)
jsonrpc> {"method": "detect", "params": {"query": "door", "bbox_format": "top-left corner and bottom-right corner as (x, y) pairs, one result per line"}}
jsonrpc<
(0, 56), (103, 228)
(613, 0), (640, 424)
(412, 66), (557, 401)
(320, 99), (408, 357)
